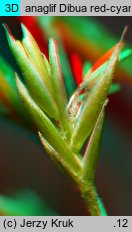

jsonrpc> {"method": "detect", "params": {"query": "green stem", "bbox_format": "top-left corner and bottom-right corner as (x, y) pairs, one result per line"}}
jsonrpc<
(81, 183), (107, 216)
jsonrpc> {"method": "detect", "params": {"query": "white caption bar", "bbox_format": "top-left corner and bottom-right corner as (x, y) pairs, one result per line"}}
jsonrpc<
(20, 0), (132, 16)
(0, 216), (132, 231)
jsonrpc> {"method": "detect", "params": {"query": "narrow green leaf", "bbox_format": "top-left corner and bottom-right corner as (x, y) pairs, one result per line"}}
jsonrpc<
(21, 24), (53, 96)
(58, 43), (77, 99)
(42, 53), (51, 76)
(0, 55), (14, 77)
(4, 25), (58, 120)
(68, 48), (128, 122)
(0, 190), (57, 216)
(39, 132), (82, 182)
(119, 48), (132, 62)
(82, 100), (107, 183)
(17, 77), (82, 182)
(83, 61), (92, 78)
(0, 56), (25, 117)
(0, 75), (24, 116)
(49, 38), (72, 139)
(39, 131), (59, 162)
(70, 41), (122, 153)
(38, 18), (77, 97)
(82, 48), (132, 89)
(96, 193), (107, 216)
(59, 18), (132, 77)
(108, 83), (121, 95)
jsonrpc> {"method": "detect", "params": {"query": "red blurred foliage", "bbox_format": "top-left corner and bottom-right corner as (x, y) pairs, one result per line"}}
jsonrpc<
(71, 53), (83, 85)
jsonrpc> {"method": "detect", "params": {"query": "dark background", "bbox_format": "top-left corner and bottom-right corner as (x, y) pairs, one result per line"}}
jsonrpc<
(0, 16), (132, 215)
